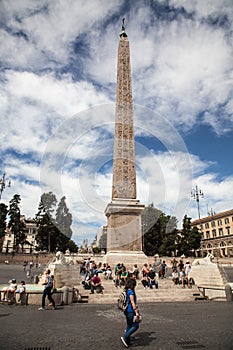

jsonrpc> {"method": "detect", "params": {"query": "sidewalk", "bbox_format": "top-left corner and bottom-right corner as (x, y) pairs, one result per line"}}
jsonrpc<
(0, 301), (233, 350)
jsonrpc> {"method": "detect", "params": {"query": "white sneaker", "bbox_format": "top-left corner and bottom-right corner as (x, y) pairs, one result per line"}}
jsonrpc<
(121, 337), (129, 348)
(38, 307), (45, 311)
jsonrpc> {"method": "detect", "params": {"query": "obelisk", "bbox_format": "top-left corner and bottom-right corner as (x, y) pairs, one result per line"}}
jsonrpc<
(104, 19), (147, 266)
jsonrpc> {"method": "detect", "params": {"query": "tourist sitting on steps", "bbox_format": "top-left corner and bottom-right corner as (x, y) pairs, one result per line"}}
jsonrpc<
(16, 280), (26, 305)
(180, 268), (188, 288)
(148, 268), (158, 289)
(141, 275), (149, 289)
(104, 264), (112, 279)
(120, 266), (128, 287)
(90, 273), (103, 294)
(2, 278), (17, 302)
(141, 263), (149, 278)
(132, 264), (139, 279)
(82, 274), (92, 290)
(172, 269), (179, 285)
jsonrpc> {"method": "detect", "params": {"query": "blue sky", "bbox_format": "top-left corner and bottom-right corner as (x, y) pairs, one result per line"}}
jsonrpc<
(0, 0), (233, 246)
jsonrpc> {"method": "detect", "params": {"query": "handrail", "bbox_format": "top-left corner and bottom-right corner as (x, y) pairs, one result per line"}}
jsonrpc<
(197, 285), (226, 299)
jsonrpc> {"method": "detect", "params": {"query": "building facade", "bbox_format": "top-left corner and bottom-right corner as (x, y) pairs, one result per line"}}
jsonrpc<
(191, 209), (233, 258)
(2, 215), (38, 254)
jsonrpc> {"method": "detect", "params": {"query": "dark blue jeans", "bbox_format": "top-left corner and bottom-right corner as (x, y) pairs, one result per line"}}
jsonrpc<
(124, 311), (139, 344)
(42, 287), (55, 308)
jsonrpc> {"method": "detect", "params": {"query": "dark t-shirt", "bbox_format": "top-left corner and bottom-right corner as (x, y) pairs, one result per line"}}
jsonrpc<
(148, 270), (156, 279)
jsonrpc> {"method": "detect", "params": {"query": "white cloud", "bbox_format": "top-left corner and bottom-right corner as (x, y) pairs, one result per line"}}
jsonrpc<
(0, 1), (233, 244)
(0, 0), (124, 69)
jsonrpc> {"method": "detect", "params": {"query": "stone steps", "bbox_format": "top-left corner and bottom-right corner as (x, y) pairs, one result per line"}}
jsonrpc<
(78, 277), (199, 304)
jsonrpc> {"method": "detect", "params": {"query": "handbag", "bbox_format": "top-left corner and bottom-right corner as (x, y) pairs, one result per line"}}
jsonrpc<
(133, 314), (142, 323)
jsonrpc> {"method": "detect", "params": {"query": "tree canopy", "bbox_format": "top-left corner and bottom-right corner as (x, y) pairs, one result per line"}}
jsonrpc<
(35, 192), (73, 253)
(142, 205), (201, 257)
(8, 194), (26, 252)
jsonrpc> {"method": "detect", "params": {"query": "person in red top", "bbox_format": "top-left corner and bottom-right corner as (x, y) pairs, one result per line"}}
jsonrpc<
(90, 273), (103, 294)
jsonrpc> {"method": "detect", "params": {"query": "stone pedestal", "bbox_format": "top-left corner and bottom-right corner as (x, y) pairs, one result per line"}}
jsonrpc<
(44, 263), (80, 288)
(103, 250), (148, 270)
(104, 199), (148, 268)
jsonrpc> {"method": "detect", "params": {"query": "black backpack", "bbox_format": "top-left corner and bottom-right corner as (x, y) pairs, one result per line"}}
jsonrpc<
(117, 290), (128, 311)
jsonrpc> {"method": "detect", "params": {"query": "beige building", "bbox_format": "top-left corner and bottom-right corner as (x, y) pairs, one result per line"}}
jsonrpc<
(192, 209), (233, 258)
(2, 215), (38, 254)
(96, 225), (107, 246)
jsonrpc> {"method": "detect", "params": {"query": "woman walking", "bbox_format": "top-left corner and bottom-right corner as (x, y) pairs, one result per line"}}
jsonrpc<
(121, 279), (141, 348)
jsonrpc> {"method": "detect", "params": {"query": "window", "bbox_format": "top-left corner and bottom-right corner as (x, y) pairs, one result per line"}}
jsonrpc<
(219, 228), (223, 236)
(226, 227), (231, 235)
(200, 224), (203, 230)
(206, 231), (210, 239)
(212, 229), (216, 238)
(205, 223), (209, 229)
(211, 221), (216, 227)
(217, 219), (222, 226)
(225, 217), (230, 224)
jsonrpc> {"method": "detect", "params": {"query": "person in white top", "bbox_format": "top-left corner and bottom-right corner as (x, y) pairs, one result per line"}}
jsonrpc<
(185, 262), (191, 288)
(3, 278), (17, 301)
(16, 280), (26, 304)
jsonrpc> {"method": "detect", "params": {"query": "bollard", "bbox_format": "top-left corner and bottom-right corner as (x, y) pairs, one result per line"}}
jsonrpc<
(225, 284), (233, 302)
(63, 286), (69, 305)
(34, 275), (39, 284)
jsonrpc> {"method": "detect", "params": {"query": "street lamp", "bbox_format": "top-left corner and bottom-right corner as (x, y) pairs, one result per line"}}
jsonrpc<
(0, 173), (11, 200)
(191, 185), (204, 220)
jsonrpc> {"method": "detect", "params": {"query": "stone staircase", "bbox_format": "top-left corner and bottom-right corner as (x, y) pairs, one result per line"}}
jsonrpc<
(77, 276), (200, 304)
(189, 260), (226, 300)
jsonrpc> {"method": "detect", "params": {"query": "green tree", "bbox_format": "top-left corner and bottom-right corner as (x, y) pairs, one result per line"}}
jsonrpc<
(141, 203), (162, 235)
(142, 205), (178, 256)
(178, 215), (201, 256)
(159, 227), (179, 256)
(65, 239), (78, 253)
(188, 225), (202, 256)
(8, 194), (26, 252)
(178, 215), (191, 256)
(36, 192), (58, 252)
(0, 203), (8, 250)
(55, 196), (72, 239)
(0, 203), (8, 239)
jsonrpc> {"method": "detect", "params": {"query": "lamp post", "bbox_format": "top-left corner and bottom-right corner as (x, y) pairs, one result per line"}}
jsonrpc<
(191, 185), (204, 257)
(191, 185), (204, 220)
(0, 173), (11, 200)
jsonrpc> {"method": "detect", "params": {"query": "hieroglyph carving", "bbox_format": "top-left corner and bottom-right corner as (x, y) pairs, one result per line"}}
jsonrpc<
(112, 36), (137, 199)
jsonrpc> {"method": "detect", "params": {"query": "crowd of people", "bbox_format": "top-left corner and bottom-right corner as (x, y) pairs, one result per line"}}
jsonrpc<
(80, 258), (113, 293)
(171, 258), (194, 288)
(80, 257), (194, 296)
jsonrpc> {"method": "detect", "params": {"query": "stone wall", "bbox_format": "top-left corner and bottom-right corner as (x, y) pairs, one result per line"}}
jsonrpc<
(0, 253), (54, 265)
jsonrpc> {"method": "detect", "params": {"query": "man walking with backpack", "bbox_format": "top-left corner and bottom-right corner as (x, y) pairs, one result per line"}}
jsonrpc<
(38, 269), (56, 311)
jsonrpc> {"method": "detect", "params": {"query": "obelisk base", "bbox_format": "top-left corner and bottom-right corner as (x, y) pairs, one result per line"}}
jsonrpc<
(104, 199), (148, 269)
(103, 250), (148, 270)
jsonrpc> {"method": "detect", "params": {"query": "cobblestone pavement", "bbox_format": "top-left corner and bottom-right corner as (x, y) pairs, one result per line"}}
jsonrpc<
(0, 301), (233, 350)
(1, 264), (233, 350)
